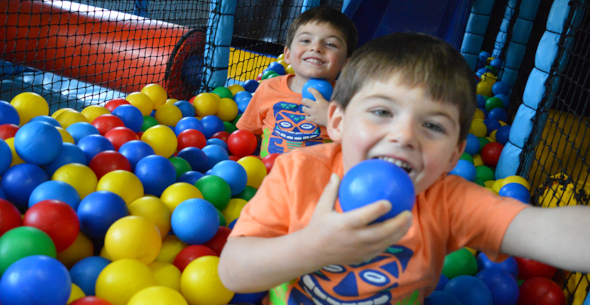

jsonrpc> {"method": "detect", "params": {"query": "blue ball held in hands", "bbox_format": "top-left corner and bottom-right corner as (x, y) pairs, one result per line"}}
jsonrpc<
(302, 78), (333, 101)
(339, 159), (415, 222)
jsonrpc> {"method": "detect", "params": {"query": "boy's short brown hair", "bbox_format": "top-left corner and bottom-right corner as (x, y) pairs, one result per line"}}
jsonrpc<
(285, 6), (358, 58)
(332, 32), (477, 142)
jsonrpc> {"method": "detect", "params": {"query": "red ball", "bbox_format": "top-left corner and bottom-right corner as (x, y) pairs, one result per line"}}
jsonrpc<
(136, 131), (144, 138)
(261, 153), (280, 174)
(481, 142), (504, 167)
(188, 96), (196, 104)
(228, 155), (241, 161)
(227, 130), (257, 157)
(23, 199), (80, 252)
(89, 151), (132, 179)
(517, 277), (566, 305)
(104, 98), (130, 112)
(0, 199), (22, 236)
(256, 73), (263, 81)
(211, 131), (230, 143)
(177, 129), (207, 150)
(0, 124), (19, 140)
(92, 114), (125, 135)
(70, 297), (113, 305)
(173, 245), (217, 272)
(104, 127), (139, 151)
(515, 257), (558, 280)
(202, 226), (231, 256)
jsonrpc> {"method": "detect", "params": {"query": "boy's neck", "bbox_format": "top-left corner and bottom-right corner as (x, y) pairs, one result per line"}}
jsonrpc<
(287, 74), (308, 94)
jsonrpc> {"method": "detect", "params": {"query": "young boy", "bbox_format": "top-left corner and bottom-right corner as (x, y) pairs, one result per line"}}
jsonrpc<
(236, 6), (358, 157)
(219, 32), (590, 304)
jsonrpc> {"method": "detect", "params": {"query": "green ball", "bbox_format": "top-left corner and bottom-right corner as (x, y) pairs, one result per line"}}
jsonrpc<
(261, 70), (280, 80)
(459, 152), (473, 164)
(195, 175), (232, 211)
(141, 115), (159, 132)
(478, 137), (491, 153)
(169, 157), (192, 179)
(485, 97), (504, 112)
(217, 209), (227, 227)
(232, 114), (242, 126)
(0, 226), (57, 276)
(484, 65), (499, 75)
(474, 177), (486, 187)
(224, 121), (237, 134)
(234, 185), (257, 202)
(476, 165), (495, 182)
(212, 86), (234, 99)
(442, 248), (477, 279)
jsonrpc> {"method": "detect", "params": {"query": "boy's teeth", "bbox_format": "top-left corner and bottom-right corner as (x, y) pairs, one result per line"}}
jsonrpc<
(305, 58), (322, 63)
(378, 156), (411, 171)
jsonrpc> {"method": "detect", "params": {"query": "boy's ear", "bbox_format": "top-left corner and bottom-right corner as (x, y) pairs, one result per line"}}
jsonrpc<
(327, 102), (344, 142)
(283, 46), (291, 65)
(446, 140), (467, 172)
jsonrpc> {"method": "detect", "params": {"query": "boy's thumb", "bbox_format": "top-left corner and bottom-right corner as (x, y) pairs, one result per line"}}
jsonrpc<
(316, 173), (340, 213)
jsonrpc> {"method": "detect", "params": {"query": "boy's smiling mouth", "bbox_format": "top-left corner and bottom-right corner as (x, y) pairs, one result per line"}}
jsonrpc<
(373, 156), (414, 174)
(304, 57), (325, 64)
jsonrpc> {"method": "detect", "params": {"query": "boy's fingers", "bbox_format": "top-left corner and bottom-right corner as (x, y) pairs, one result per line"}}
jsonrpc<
(300, 98), (314, 108)
(315, 174), (341, 214)
(308, 88), (326, 101)
(344, 200), (394, 228)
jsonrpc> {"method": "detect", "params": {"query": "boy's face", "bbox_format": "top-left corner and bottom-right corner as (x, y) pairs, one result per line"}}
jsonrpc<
(328, 74), (466, 195)
(284, 22), (348, 83)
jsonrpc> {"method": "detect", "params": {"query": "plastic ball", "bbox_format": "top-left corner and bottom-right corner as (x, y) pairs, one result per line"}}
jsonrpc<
(4, 138), (24, 167)
(178, 170), (204, 185)
(126, 92), (154, 116)
(134, 155), (176, 197)
(474, 165), (495, 182)
(449, 159), (477, 181)
(105, 98), (130, 112)
(10, 92), (49, 125)
(81, 105), (111, 123)
(77, 191), (129, 239)
(69, 296), (113, 304)
(66, 122), (101, 144)
(243, 80), (259, 93)
(485, 96), (504, 112)
(211, 131), (230, 142)
(237, 156), (267, 189)
(160, 182), (203, 213)
(210, 160), (247, 196)
(261, 153), (280, 173)
(464, 134), (480, 156)
(261, 70), (279, 80)
(477, 252), (518, 278)
(90, 151), (132, 182)
(180, 256), (234, 304)
(227, 130), (257, 157)
(56, 231), (94, 269)
(215, 98), (238, 122)
(517, 277), (566, 305)
(222, 198), (248, 224)
(111, 104), (143, 133)
(476, 81), (493, 97)
(70, 256), (111, 296)
(514, 257), (557, 280)
(78, 134), (115, 161)
(339, 159), (415, 222)
(68, 283), (86, 303)
(201, 115), (225, 139)
(0, 124), (19, 140)
(14, 121), (62, 165)
(0, 226), (57, 275)
(206, 138), (228, 151)
(118, 140), (155, 170)
(499, 183), (530, 203)
(234, 91), (252, 104)
(495, 93), (510, 109)
(227, 83), (245, 96)
(195, 175), (232, 210)
(302, 78), (334, 101)
(175, 117), (205, 136)
(0, 199), (22, 236)
(495, 125), (511, 146)
(28, 179), (81, 210)
(212, 86), (233, 99)
(474, 268), (519, 305)
(492, 80), (509, 96)
(470, 119), (488, 138)
(172, 100), (195, 118)
(0, 163), (49, 212)
(267, 62), (286, 75)
(202, 226), (231, 256)
(55, 126), (74, 143)
(482, 118), (501, 136)
(234, 185), (257, 201)
(156, 235), (188, 264)
(56, 110), (88, 129)
(95, 259), (157, 305)
(0, 255), (71, 305)
(488, 108), (508, 124)
(141, 115), (159, 131)
(171, 198), (219, 245)
(104, 216), (161, 264)
(237, 97), (251, 114)
(127, 286), (187, 305)
(52, 163), (97, 199)
(0, 139), (11, 175)
(481, 142), (504, 167)
(193, 93), (220, 117)
(230, 291), (268, 304)
(501, 175), (531, 190)
(173, 245), (217, 272)
(202, 144), (229, 170)
(224, 121), (238, 134)
(129, 196), (172, 237)
(23, 199), (79, 252)
(177, 147), (208, 173)
(141, 84), (168, 109)
(169, 156), (192, 179)
(0, 100), (20, 126)
(142, 125), (178, 158)
(155, 104), (183, 127)
(91, 114), (126, 135)
(30, 115), (60, 127)
(435, 273), (450, 291)
(442, 248), (478, 279)
(177, 129), (207, 151)
(443, 275), (493, 305)
(96, 170), (143, 205)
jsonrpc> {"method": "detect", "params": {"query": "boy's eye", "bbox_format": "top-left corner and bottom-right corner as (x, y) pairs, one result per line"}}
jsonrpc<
(300, 38), (310, 43)
(371, 109), (391, 117)
(325, 42), (338, 48)
(424, 122), (445, 133)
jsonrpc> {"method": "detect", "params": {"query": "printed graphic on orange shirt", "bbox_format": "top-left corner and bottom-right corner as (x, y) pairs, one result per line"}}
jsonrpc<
(266, 102), (324, 154)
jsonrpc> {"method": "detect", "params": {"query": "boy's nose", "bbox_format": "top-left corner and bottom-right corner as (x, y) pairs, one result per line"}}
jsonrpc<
(309, 41), (323, 53)
(388, 122), (418, 149)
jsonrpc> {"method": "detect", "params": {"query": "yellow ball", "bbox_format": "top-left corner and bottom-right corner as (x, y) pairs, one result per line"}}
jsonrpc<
(473, 154), (484, 167)
(128, 286), (188, 305)
(57, 231), (94, 269)
(222, 198), (248, 224)
(100, 246), (112, 260)
(491, 179), (505, 193)
(142, 125), (178, 158)
(216, 98), (238, 122)
(155, 104), (183, 127)
(476, 81), (493, 97)
(485, 136), (495, 143)
(277, 53), (285, 61)
(501, 175), (531, 190)
(277, 59), (288, 69)
(129, 196), (172, 237)
(51, 108), (76, 119)
(286, 64), (295, 74)
(97, 170), (144, 205)
(227, 84), (245, 97)
(67, 283), (86, 304)
(499, 120), (507, 126)
(473, 108), (485, 120)
(5, 138), (25, 167)
(157, 235), (188, 264)
(81, 105), (111, 123)
(160, 182), (203, 213)
(127, 92), (154, 116)
(490, 130), (497, 141)
(56, 110), (88, 129)
(481, 72), (497, 84)
(141, 84), (168, 110)
(464, 247), (477, 256)
(96, 259), (157, 305)
(484, 180), (495, 189)
(10, 92), (49, 125)
(104, 216), (162, 264)
(56, 127), (75, 144)
(165, 98), (178, 105)
(180, 256), (234, 305)
(149, 262), (181, 291)
(52, 163), (98, 199)
(470, 119), (487, 138)
(237, 156), (267, 189)
(193, 93), (219, 117)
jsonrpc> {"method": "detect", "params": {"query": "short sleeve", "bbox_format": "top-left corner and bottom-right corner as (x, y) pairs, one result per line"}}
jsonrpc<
(236, 83), (266, 135)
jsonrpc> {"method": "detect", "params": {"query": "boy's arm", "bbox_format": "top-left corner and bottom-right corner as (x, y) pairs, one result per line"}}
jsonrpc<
(218, 174), (413, 293)
(301, 87), (330, 127)
(501, 206), (590, 272)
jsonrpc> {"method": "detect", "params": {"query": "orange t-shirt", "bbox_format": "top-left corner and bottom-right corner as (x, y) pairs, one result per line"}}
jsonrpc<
(230, 142), (528, 304)
(236, 74), (331, 158)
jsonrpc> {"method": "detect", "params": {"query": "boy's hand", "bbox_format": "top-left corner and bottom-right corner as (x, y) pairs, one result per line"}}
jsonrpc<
(302, 174), (413, 267)
(301, 88), (329, 127)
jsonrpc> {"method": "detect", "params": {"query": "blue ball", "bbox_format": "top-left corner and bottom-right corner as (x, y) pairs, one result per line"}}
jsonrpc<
(465, 134), (480, 156)
(0, 139), (11, 176)
(174, 100), (196, 118)
(490, 58), (503, 70)
(475, 268), (519, 305)
(29, 180), (81, 210)
(177, 147), (208, 173)
(436, 274), (450, 290)
(476, 95), (487, 108)
(0, 255), (71, 305)
(234, 91), (252, 103)
(494, 94), (510, 109)
(171, 198), (220, 244)
(237, 97), (251, 114)
(118, 140), (155, 170)
(207, 138), (228, 152)
(202, 144), (229, 170)
(77, 134), (115, 162)
(69, 256), (111, 296)
(210, 160), (248, 196)
(29, 115), (60, 127)
(267, 62), (286, 75)
(477, 252), (518, 278)
(0, 100), (19, 126)
(14, 121), (62, 165)
(243, 80), (259, 93)
(424, 291), (462, 305)
(339, 159), (415, 222)
(488, 108), (509, 123)
(0, 163), (49, 213)
(230, 291), (268, 304)
(177, 170), (204, 184)
(492, 81), (509, 96)
(449, 159), (477, 182)
(479, 51), (492, 63)
(302, 78), (333, 101)
(228, 218), (238, 229)
(201, 115), (225, 139)
(175, 117), (205, 136)
(0, 186), (5, 200)
(66, 122), (100, 144)
(498, 183), (530, 204)
(134, 155), (176, 197)
(112, 104), (143, 132)
(443, 275), (493, 305)
(495, 125), (511, 146)
(43, 142), (88, 176)
(77, 190), (129, 239)
(483, 118), (501, 135)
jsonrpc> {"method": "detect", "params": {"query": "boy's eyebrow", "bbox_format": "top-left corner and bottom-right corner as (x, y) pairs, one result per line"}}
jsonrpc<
(296, 31), (344, 43)
(366, 94), (460, 128)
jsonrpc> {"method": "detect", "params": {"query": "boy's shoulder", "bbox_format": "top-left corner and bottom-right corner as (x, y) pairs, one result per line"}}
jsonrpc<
(275, 142), (343, 174)
(257, 74), (295, 93)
